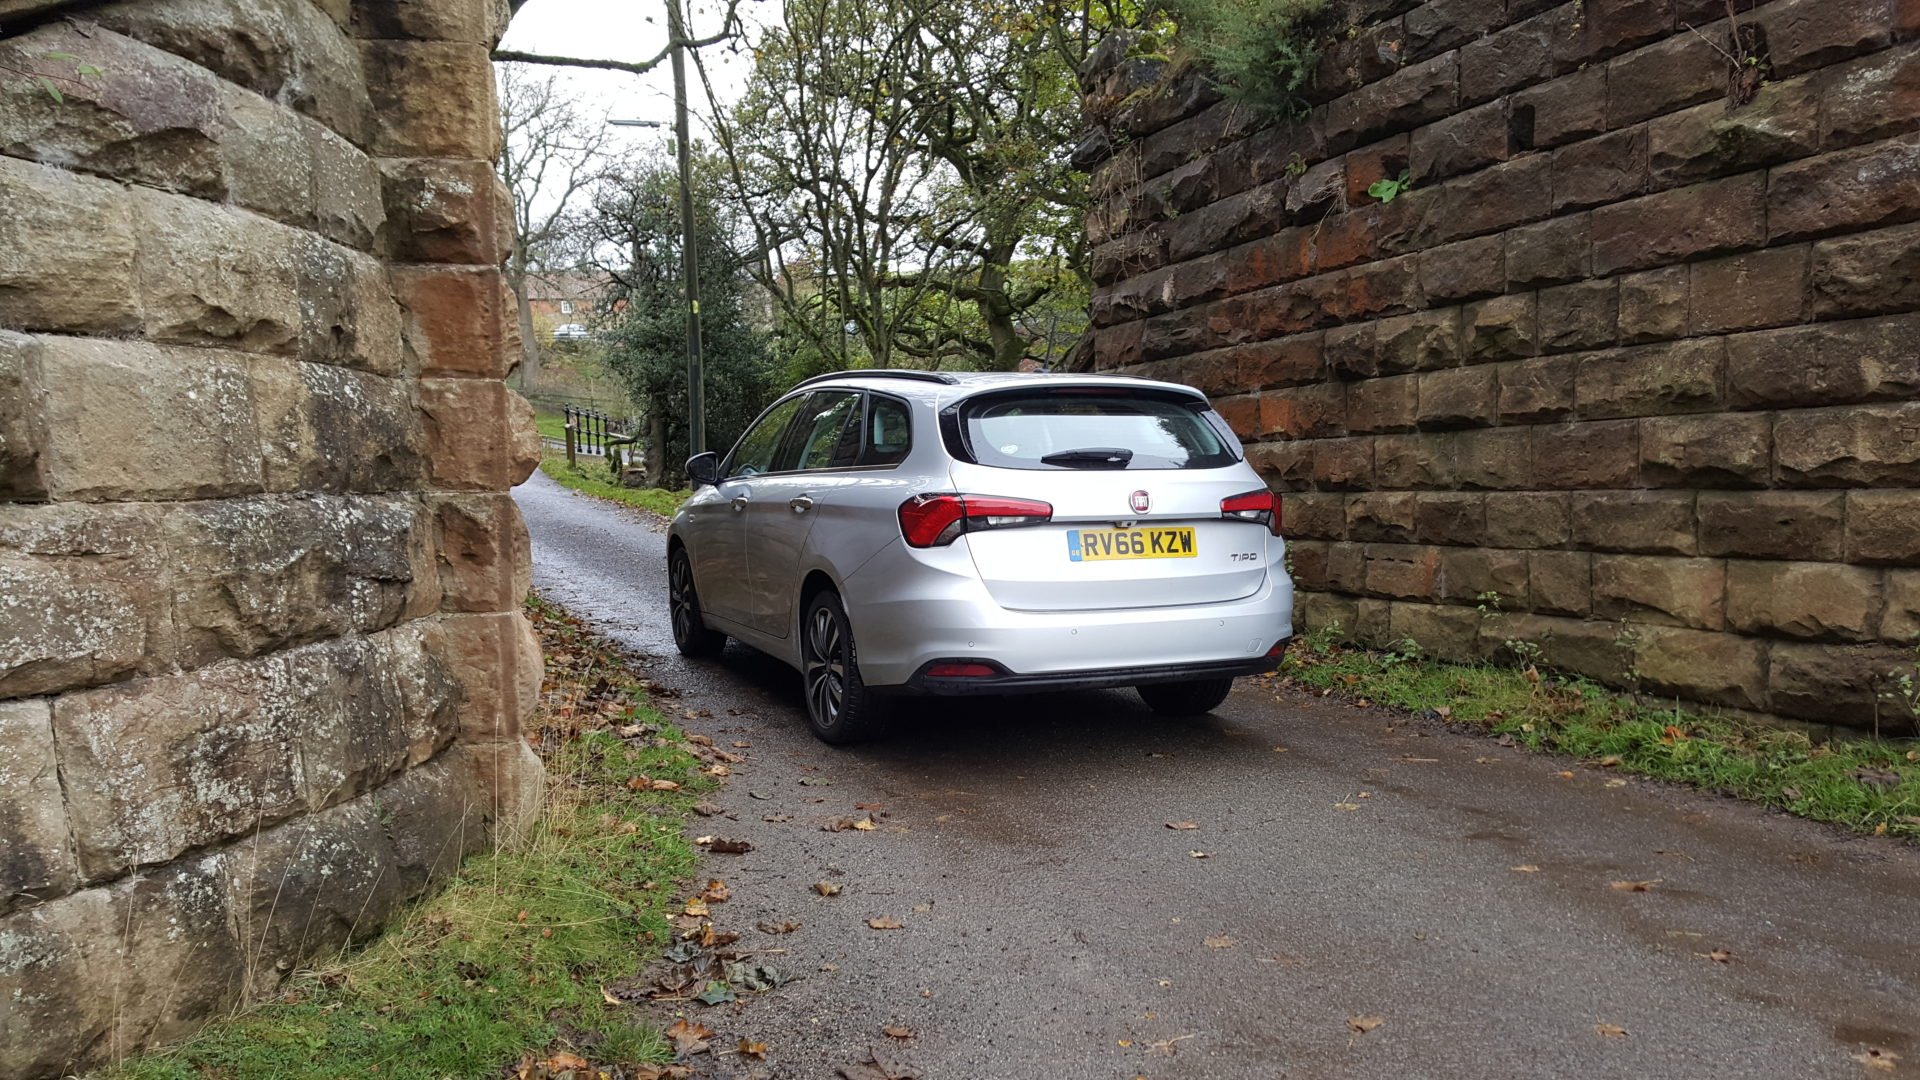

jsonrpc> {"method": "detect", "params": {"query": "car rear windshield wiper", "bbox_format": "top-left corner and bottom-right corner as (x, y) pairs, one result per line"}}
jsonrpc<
(1040, 446), (1135, 469)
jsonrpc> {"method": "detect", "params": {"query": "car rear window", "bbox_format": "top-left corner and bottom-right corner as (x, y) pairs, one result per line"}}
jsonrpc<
(950, 388), (1241, 471)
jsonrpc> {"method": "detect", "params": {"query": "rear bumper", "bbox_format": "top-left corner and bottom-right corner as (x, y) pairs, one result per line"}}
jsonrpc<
(879, 652), (1281, 697)
(842, 537), (1295, 688)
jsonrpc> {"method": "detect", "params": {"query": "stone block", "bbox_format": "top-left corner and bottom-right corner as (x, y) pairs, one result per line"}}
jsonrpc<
(1296, 591), (1359, 637)
(0, 332), (47, 500)
(1574, 338), (1724, 419)
(1729, 313), (1920, 409)
(1506, 214), (1591, 288)
(380, 157), (513, 264)
(1285, 493), (1348, 540)
(1557, 0), (1675, 69)
(465, 737), (546, 846)
(1326, 543), (1367, 593)
(1364, 543), (1443, 600)
(1465, 293), (1539, 360)
(0, 698), (77, 916)
(1769, 640), (1916, 726)
(1775, 402), (1920, 487)
(1419, 234), (1505, 303)
(1604, 26), (1729, 128)
(0, 157), (139, 334)
(1572, 491), (1699, 555)
(1347, 374), (1420, 433)
(296, 233), (407, 375)
(1227, 228), (1317, 293)
(376, 749), (487, 900)
(1618, 266), (1689, 344)
(1326, 321), (1379, 380)
(1753, 0), (1899, 79)
(1592, 555), (1726, 629)
(432, 610), (542, 744)
(1486, 491), (1572, 548)
(1552, 127), (1649, 213)
(1415, 492), (1485, 546)
(1308, 436), (1377, 490)
(1646, 80), (1822, 189)
(254, 359), (425, 494)
(305, 116), (386, 251)
(1689, 246), (1811, 335)
(1818, 42), (1920, 150)
(1258, 384), (1347, 439)
(1531, 421), (1639, 489)
(351, 0), (503, 42)
(1166, 179), (1289, 263)
(1811, 221), (1920, 320)
(1727, 560), (1880, 641)
(434, 493), (533, 613)
(1343, 253), (1424, 319)
(1528, 550), (1592, 615)
(1346, 135), (1411, 208)
(1446, 427), (1534, 490)
(0, 504), (170, 698)
(1460, 7), (1570, 104)
(1347, 492), (1418, 543)
(1417, 365), (1498, 429)
(1512, 66), (1607, 152)
(1885, 570), (1920, 641)
(1288, 540), (1331, 588)
(1539, 280), (1619, 352)
(1388, 601), (1484, 661)
(1405, 155), (1554, 248)
(1404, 0), (1504, 62)
(1497, 356), (1576, 423)
(219, 81), (317, 229)
(1592, 173), (1768, 276)
(1634, 626), (1768, 710)
(1482, 612), (1633, 682)
(32, 337), (265, 501)
(1640, 412), (1773, 488)
(229, 797), (404, 987)
(133, 189), (302, 354)
(360, 40), (499, 158)
(1247, 440), (1315, 490)
(1768, 136), (1920, 244)
(1375, 309), (1459, 372)
(1846, 491), (1920, 565)
(1409, 99), (1509, 182)
(1437, 546), (1529, 606)
(1326, 52), (1460, 153)
(162, 494), (436, 668)
(1697, 492), (1846, 561)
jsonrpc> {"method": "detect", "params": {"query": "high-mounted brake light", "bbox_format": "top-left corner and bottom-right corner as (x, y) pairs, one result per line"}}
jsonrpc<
(898, 493), (1053, 548)
(1220, 489), (1283, 536)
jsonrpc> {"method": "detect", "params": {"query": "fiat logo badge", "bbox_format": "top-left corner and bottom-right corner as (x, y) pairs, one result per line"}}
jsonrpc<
(1130, 490), (1150, 514)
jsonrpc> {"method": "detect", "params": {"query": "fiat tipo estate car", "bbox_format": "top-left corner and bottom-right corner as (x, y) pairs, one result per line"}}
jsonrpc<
(667, 370), (1295, 743)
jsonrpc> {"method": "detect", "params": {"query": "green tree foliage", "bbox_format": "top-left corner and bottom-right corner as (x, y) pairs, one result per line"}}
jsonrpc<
(1162, 0), (1330, 118)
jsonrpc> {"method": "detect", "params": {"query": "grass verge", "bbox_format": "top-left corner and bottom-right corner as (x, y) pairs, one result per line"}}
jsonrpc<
(1274, 631), (1920, 839)
(533, 406), (568, 444)
(540, 455), (690, 519)
(113, 596), (709, 1080)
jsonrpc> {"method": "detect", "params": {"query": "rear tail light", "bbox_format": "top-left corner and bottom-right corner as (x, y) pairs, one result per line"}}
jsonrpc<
(1221, 489), (1283, 536)
(898, 494), (1053, 548)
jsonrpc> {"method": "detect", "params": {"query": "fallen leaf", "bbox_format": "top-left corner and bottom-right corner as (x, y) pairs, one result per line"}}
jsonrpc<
(1510, 865), (1540, 873)
(691, 801), (723, 817)
(1610, 879), (1660, 893)
(1166, 820), (1200, 831)
(683, 899), (709, 917)
(651, 779), (682, 792)
(749, 790), (773, 800)
(1333, 802), (1361, 811)
(698, 924), (739, 948)
(704, 764), (731, 777)
(883, 1024), (915, 1040)
(1189, 850), (1210, 858)
(667, 1017), (715, 1056)
(694, 979), (736, 1005)
(1605, 778), (1627, 788)
(1556, 770), (1574, 779)
(627, 776), (648, 790)
(1853, 1047), (1901, 1072)
(687, 733), (714, 745)
(1347, 1016), (1384, 1035)
(1599, 755), (1621, 767)
(738, 1038), (767, 1060)
(814, 881), (843, 896)
(1594, 1023), (1628, 1038)
(602, 985), (625, 1005)
(757, 919), (802, 934)
(867, 917), (904, 930)
(1273, 745), (1290, 752)
(542, 1052), (593, 1072)
(705, 837), (753, 854)
(1204, 935), (1235, 949)
(701, 879), (730, 903)
(1874, 822), (1889, 836)
(853, 815), (877, 831)
(714, 749), (746, 764)
(1698, 948), (1733, 964)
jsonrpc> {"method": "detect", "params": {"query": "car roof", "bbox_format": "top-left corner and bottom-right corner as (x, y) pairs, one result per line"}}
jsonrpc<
(789, 369), (1207, 406)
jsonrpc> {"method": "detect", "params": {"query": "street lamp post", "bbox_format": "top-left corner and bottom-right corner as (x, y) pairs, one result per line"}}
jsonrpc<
(608, 6), (705, 458)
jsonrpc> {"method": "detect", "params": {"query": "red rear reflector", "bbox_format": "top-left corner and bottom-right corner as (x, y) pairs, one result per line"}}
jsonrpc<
(898, 494), (1052, 547)
(925, 662), (999, 678)
(1220, 489), (1283, 536)
(1265, 640), (1287, 658)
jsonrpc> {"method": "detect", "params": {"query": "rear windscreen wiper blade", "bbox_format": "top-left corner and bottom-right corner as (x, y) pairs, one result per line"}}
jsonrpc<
(1040, 446), (1134, 468)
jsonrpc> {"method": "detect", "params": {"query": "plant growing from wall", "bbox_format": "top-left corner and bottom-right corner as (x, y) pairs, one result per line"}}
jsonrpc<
(1163, 0), (1331, 119)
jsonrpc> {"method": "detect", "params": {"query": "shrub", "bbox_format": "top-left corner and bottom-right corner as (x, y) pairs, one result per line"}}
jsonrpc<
(1165, 0), (1330, 117)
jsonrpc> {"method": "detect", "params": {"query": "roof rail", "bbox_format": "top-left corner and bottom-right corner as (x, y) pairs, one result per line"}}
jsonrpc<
(791, 368), (959, 389)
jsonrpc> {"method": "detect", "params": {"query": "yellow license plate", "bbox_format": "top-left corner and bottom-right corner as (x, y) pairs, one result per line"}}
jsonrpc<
(1066, 527), (1197, 562)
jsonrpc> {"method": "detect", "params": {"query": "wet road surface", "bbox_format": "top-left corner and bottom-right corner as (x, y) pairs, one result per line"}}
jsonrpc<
(517, 470), (1920, 1079)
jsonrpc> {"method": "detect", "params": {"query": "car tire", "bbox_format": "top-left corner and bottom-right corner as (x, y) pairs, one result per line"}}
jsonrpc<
(1136, 677), (1235, 717)
(668, 547), (727, 658)
(800, 590), (888, 745)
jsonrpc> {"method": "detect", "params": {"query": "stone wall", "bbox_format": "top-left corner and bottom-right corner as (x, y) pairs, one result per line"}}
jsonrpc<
(1079, 0), (1920, 734)
(0, 0), (543, 1072)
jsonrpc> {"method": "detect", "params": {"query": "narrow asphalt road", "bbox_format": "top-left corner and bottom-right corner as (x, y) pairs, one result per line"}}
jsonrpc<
(517, 470), (1920, 1080)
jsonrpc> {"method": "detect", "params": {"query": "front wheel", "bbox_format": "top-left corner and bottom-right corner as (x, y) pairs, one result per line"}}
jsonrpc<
(1136, 677), (1235, 717)
(800, 590), (888, 745)
(668, 547), (727, 658)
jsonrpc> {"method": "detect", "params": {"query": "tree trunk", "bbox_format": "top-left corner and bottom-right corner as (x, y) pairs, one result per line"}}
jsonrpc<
(513, 284), (542, 392)
(977, 262), (1023, 371)
(645, 402), (667, 487)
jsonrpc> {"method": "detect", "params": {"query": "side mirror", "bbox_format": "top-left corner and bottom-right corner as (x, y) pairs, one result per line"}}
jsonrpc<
(686, 451), (720, 488)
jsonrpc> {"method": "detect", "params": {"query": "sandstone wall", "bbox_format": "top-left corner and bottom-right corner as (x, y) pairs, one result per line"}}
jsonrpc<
(1079, 0), (1920, 734)
(0, 1), (543, 1073)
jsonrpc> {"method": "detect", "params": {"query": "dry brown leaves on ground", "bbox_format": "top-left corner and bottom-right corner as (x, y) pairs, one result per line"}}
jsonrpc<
(867, 917), (904, 930)
(667, 1018), (715, 1055)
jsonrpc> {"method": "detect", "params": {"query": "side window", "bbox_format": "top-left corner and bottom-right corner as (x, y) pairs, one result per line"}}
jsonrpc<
(724, 396), (806, 479)
(862, 395), (912, 466)
(787, 391), (863, 472)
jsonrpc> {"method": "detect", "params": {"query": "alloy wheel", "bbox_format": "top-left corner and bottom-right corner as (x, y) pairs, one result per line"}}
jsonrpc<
(803, 604), (845, 727)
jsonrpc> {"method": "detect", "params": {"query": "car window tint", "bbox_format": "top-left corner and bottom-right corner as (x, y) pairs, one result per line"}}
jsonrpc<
(959, 391), (1238, 470)
(789, 391), (862, 472)
(862, 395), (912, 466)
(724, 396), (806, 478)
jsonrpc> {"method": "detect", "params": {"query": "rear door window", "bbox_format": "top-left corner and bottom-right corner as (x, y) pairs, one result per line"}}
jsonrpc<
(861, 394), (912, 466)
(951, 389), (1240, 471)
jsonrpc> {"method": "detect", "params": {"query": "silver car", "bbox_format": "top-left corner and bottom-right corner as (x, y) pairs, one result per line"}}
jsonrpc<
(667, 370), (1295, 743)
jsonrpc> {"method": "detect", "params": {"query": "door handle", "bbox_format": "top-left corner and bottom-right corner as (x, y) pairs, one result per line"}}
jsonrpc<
(731, 495), (749, 512)
(789, 496), (814, 514)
